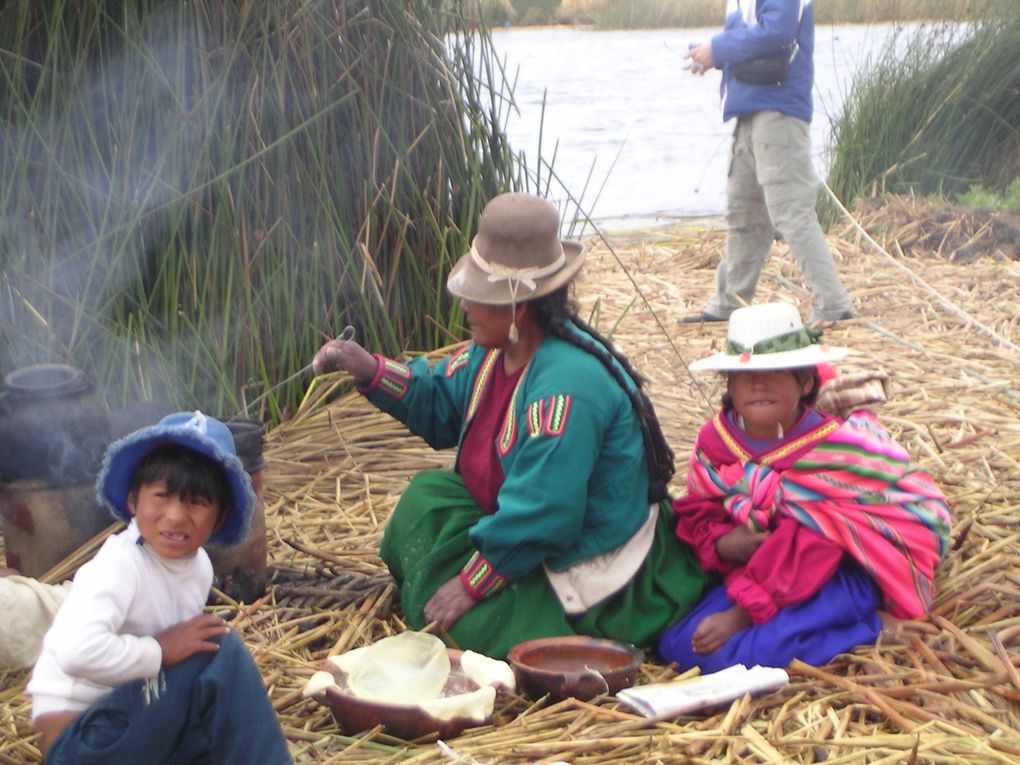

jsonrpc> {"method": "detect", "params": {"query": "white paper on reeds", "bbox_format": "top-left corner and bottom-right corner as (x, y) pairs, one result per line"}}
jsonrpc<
(617, 664), (790, 717)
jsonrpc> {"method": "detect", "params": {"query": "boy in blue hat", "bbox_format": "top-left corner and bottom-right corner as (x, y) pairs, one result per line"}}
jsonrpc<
(27, 411), (292, 764)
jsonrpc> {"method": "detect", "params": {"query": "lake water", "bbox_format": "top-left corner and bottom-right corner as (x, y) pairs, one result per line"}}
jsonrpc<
(490, 24), (911, 230)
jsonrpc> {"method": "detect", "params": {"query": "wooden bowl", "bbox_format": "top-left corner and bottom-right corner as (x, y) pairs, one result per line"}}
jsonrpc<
(318, 649), (494, 741)
(508, 636), (643, 702)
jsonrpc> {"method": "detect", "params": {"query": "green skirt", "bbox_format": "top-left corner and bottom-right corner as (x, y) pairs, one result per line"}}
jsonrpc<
(379, 470), (711, 659)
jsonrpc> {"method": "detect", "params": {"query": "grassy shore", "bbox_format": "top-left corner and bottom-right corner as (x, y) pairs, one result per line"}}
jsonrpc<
(826, 12), (1020, 214)
(479, 0), (1007, 28)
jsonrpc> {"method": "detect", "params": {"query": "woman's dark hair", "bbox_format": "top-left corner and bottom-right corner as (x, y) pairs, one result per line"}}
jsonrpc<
(721, 366), (822, 409)
(128, 444), (232, 521)
(528, 286), (675, 502)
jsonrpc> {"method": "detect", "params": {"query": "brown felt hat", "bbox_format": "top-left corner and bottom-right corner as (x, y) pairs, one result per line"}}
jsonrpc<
(447, 193), (586, 305)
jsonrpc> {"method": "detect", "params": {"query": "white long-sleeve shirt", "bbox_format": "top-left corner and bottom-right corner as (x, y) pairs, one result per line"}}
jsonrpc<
(27, 520), (212, 719)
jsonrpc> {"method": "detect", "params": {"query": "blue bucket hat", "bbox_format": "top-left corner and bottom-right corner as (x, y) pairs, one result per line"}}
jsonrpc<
(96, 411), (255, 547)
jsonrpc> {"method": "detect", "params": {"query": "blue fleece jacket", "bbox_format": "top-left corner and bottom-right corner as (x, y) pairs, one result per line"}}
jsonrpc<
(711, 0), (814, 123)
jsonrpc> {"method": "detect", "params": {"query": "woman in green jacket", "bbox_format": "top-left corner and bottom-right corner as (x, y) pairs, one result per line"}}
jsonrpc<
(313, 192), (709, 658)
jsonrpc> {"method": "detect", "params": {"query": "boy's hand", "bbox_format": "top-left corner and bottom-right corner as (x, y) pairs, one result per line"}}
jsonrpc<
(156, 614), (230, 667)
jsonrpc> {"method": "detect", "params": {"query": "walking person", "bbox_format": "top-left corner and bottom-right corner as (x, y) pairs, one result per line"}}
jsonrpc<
(681, 0), (854, 324)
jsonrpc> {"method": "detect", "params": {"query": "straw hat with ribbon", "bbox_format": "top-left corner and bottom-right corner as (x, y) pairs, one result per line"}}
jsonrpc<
(446, 193), (586, 342)
(689, 303), (849, 373)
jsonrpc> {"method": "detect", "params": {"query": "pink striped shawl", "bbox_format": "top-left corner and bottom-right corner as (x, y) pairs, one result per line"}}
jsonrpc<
(686, 409), (951, 619)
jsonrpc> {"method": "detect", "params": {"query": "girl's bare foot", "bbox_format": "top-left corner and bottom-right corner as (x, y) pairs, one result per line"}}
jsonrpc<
(692, 606), (752, 655)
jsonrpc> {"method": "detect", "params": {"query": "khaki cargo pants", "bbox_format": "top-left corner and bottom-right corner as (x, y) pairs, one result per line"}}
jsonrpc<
(705, 110), (852, 322)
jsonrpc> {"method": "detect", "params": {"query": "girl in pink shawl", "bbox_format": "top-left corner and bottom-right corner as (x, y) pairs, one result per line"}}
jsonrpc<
(659, 303), (950, 672)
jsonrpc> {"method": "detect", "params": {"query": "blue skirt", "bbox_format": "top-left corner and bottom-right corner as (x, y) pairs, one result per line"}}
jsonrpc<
(657, 561), (883, 673)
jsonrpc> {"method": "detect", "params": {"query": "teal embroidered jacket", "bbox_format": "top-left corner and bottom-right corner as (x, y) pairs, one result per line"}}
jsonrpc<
(362, 323), (652, 592)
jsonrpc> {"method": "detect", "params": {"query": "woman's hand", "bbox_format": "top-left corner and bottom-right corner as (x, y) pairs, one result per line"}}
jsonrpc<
(716, 525), (768, 564)
(423, 576), (477, 631)
(155, 613), (229, 667)
(312, 338), (378, 382)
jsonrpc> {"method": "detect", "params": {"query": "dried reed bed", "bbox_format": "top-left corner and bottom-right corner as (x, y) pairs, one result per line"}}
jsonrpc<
(2, 206), (1019, 763)
(846, 195), (1020, 263)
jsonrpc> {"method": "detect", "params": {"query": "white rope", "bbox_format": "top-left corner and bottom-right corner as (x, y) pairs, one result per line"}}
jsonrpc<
(823, 182), (1020, 356)
(469, 243), (565, 292)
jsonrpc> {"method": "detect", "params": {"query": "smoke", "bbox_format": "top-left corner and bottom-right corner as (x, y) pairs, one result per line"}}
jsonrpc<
(1, 7), (245, 406)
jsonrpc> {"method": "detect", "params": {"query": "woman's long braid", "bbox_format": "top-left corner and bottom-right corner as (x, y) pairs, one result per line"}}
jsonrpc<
(531, 289), (676, 502)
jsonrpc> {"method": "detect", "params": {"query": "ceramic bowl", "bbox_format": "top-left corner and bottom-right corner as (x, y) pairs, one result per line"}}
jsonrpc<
(507, 636), (643, 702)
(314, 649), (497, 740)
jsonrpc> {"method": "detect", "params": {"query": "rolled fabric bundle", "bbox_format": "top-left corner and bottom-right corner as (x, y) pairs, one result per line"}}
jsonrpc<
(816, 364), (891, 420)
(0, 575), (72, 669)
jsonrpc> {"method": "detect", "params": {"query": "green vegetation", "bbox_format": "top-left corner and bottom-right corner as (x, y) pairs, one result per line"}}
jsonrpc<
(0, 1), (526, 421)
(592, 1), (718, 30)
(826, 11), (1020, 216)
(956, 179), (1020, 209)
(813, 0), (1004, 25)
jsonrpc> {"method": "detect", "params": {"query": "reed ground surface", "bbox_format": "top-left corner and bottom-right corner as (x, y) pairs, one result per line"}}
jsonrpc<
(2, 196), (1019, 763)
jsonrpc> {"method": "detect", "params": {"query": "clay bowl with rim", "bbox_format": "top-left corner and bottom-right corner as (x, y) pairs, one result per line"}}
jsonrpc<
(320, 649), (494, 741)
(507, 636), (644, 702)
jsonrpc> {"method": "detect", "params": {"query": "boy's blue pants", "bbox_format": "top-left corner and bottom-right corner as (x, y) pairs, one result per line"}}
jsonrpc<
(45, 630), (291, 765)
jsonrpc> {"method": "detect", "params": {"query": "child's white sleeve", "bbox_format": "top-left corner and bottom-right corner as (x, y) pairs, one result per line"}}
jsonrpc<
(50, 554), (162, 685)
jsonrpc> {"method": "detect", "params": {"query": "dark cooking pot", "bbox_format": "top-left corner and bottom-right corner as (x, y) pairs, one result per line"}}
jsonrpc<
(0, 364), (112, 576)
(0, 364), (110, 486)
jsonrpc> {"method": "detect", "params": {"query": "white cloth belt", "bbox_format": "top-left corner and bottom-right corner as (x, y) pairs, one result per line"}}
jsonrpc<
(544, 503), (658, 615)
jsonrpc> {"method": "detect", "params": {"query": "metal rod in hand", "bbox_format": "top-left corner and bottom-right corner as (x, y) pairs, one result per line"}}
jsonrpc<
(230, 325), (356, 421)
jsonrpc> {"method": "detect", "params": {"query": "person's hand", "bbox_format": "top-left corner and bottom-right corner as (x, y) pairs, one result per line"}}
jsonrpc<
(155, 613), (229, 667)
(312, 337), (378, 382)
(715, 525), (768, 564)
(684, 42), (714, 75)
(423, 576), (477, 631)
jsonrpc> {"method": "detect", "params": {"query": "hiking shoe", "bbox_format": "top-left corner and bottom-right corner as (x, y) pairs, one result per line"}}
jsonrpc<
(810, 310), (855, 325)
(678, 312), (727, 324)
